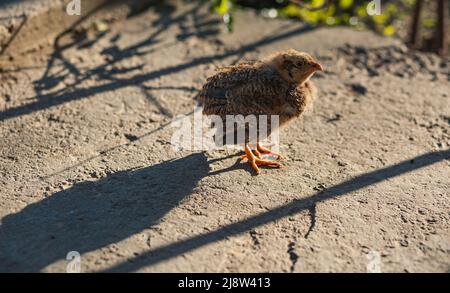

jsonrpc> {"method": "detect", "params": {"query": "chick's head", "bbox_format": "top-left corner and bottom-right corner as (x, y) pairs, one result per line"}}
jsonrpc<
(270, 49), (323, 84)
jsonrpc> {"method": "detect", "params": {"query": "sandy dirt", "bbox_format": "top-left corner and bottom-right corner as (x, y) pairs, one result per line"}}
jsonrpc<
(0, 0), (449, 273)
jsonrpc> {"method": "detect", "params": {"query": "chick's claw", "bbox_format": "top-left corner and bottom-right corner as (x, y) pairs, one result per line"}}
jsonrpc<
(240, 149), (262, 160)
(253, 149), (262, 159)
(240, 143), (282, 161)
(256, 142), (284, 160)
(243, 144), (282, 175)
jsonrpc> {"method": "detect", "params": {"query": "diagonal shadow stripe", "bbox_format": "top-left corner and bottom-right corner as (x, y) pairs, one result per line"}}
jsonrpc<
(102, 149), (450, 272)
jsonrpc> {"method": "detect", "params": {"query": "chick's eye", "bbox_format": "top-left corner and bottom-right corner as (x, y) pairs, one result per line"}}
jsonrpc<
(296, 62), (303, 67)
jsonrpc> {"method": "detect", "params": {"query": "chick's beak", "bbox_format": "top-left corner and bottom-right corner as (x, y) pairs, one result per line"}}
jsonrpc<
(311, 62), (324, 72)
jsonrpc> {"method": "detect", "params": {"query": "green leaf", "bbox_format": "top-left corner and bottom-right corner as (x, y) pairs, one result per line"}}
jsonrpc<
(215, 0), (229, 15)
(383, 25), (395, 36)
(339, 0), (353, 9)
(423, 18), (435, 28)
(280, 4), (302, 18)
(373, 14), (388, 25)
(311, 0), (326, 8)
(356, 5), (367, 17)
(386, 3), (398, 15)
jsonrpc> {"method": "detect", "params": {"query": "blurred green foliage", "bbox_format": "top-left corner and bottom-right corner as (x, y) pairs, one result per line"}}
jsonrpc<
(212, 0), (419, 37)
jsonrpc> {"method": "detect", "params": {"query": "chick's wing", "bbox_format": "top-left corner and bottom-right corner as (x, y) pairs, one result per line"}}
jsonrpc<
(199, 63), (288, 117)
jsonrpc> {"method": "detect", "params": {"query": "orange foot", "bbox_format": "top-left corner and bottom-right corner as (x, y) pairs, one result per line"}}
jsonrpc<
(241, 143), (282, 175)
(256, 142), (283, 160)
(240, 142), (283, 161)
(240, 148), (261, 159)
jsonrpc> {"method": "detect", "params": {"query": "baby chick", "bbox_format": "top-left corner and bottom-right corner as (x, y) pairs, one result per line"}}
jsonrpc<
(198, 49), (323, 174)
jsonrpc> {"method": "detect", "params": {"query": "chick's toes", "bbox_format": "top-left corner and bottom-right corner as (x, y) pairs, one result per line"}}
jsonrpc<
(240, 148), (262, 160)
(256, 142), (284, 160)
(244, 144), (282, 175)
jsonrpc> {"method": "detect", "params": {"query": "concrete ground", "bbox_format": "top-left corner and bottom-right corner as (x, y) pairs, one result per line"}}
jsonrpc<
(0, 0), (449, 272)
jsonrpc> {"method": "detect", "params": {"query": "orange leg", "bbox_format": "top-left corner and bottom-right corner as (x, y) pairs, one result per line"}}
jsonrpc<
(243, 143), (282, 175)
(240, 142), (283, 160)
(253, 149), (262, 158)
(240, 148), (261, 159)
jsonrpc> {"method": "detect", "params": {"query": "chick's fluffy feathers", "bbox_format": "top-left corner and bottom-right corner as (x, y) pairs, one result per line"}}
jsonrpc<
(198, 60), (316, 128)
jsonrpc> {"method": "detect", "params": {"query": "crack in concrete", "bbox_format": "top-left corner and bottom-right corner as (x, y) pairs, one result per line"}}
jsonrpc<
(304, 203), (317, 239)
(287, 242), (299, 273)
(249, 229), (261, 248)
